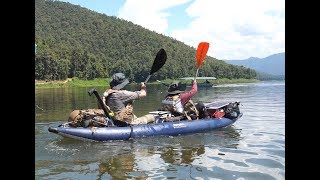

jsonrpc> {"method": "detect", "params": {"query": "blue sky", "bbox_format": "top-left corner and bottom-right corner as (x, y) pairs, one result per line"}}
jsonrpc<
(60, 0), (285, 60)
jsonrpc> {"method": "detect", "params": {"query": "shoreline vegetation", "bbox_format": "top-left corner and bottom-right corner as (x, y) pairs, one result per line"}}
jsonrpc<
(35, 78), (259, 89)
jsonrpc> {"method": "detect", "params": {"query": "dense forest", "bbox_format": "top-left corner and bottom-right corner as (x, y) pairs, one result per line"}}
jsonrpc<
(35, 0), (256, 82)
(255, 71), (285, 81)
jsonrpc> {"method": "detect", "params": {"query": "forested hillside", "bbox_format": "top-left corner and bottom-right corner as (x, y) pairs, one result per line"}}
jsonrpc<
(255, 71), (285, 81)
(35, 0), (256, 82)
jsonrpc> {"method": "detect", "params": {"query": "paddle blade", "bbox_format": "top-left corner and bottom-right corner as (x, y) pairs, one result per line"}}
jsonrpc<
(196, 42), (210, 68)
(150, 48), (167, 75)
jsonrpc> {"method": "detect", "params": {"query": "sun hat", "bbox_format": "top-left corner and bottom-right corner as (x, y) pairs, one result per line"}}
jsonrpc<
(109, 73), (129, 90)
(167, 81), (185, 95)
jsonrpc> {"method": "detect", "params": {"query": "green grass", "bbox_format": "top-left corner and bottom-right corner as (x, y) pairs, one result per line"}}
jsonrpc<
(212, 78), (259, 84)
(35, 78), (110, 88)
(35, 77), (259, 89)
(165, 78), (259, 84)
(67, 78), (110, 87)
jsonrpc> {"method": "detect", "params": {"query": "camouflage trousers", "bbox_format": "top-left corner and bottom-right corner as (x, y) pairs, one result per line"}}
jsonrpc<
(130, 114), (156, 125)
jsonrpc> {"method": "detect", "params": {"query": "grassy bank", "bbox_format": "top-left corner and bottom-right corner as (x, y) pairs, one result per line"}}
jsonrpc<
(35, 78), (110, 88)
(211, 78), (259, 84)
(159, 78), (258, 84)
(35, 77), (259, 89)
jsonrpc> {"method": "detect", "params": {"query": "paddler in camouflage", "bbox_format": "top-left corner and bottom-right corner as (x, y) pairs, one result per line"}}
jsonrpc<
(103, 73), (155, 125)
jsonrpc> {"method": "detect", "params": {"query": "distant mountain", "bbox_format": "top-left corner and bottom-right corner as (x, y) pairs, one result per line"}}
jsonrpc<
(225, 52), (285, 76)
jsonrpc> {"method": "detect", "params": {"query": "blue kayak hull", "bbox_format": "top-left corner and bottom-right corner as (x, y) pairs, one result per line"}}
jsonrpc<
(48, 114), (242, 141)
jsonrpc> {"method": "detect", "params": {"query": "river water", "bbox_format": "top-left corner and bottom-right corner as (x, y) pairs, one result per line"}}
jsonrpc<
(35, 80), (285, 179)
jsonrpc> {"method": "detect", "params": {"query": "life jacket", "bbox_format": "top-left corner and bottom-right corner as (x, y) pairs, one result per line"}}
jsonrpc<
(161, 95), (199, 120)
(161, 95), (184, 115)
(114, 102), (135, 124)
(104, 91), (135, 124)
(183, 99), (199, 120)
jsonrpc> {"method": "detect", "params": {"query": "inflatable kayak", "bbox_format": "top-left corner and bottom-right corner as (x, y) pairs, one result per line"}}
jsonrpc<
(48, 101), (242, 141)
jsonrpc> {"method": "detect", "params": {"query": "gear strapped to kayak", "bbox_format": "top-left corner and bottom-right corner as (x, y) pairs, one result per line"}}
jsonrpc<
(68, 109), (111, 128)
(48, 100), (242, 141)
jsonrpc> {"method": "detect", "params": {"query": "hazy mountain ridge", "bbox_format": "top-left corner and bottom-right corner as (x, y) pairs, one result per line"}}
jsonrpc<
(225, 52), (285, 76)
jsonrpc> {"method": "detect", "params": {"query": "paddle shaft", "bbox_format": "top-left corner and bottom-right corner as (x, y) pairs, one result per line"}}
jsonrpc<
(144, 75), (151, 83)
(89, 89), (114, 124)
(194, 69), (200, 80)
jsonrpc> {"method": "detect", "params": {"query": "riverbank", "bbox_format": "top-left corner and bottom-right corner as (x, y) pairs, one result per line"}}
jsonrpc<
(35, 78), (259, 89)
(35, 78), (109, 88)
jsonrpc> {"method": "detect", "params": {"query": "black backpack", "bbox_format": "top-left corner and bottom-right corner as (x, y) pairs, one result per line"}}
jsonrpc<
(224, 102), (240, 119)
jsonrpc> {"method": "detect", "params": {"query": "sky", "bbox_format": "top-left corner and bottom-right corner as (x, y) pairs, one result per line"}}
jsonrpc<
(60, 0), (285, 60)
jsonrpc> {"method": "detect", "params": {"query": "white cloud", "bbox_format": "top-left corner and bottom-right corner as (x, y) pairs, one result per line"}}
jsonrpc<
(118, 0), (191, 34)
(118, 0), (285, 60)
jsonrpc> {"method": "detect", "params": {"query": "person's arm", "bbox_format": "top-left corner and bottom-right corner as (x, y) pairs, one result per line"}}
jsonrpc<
(180, 80), (197, 105)
(138, 82), (147, 98)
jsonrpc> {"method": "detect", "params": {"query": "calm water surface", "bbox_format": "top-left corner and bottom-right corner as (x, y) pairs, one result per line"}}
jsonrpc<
(35, 81), (285, 179)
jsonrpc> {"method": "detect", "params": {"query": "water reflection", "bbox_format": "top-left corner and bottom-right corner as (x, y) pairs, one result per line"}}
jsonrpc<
(36, 125), (242, 179)
(161, 146), (205, 165)
(97, 153), (137, 180)
(159, 126), (241, 165)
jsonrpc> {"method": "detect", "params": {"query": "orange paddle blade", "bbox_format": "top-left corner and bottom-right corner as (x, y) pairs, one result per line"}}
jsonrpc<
(196, 42), (210, 68)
